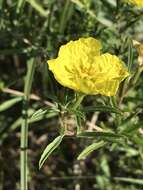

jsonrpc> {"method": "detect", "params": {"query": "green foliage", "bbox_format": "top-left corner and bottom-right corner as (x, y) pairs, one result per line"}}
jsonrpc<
(39, 135), (64, 169)
(0, 97), (22, 112)
(81, 105), (122, 115)
(0, 0), (143, 189)
(77, 141), (106, 160)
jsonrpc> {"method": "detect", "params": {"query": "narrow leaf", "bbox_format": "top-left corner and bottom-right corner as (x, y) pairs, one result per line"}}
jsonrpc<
(16, 0), (25, 13)
(31, 107), (59, 120)
(39, 135), (64, 169)
(31, 109), (48, 119)
(131, 136), (143, 146)
(27, 0), (49, 17)
(78, 141), (106, 160)
(78, 131), (123, 138)
(29, 112), (58, 123)
(114, 177), (143, 185)
(0, 97), (22, 112)
(81, 105), (122, 115)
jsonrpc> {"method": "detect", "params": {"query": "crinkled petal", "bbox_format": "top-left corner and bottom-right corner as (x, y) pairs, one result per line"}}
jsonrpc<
(47, 38), (129, 96)
(93, 53), (129, 82)
(48, 58), (77, 89)
(59, 37), (102, 58)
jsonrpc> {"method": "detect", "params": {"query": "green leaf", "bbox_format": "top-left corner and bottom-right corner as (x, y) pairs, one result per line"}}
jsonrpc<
(131, 136), (143, 146)
(81, 105), (122, 115)
(39, 135), (64, 169)
(27, 0), (49, 17)
(31, 108), (48, 118)
(30, 108), (59, 123)
(31, 107), (59, 119)
(29, 112), (58, 123)
(121, 122), (143, 134)
(16, 0), (25, 13)
(77, 132), (123, 138)
(0, 97), (22, 112)
(106, 0), (117, 7)
(77, 141), (106, 160)
(100, 137), (123, 144)
(0, 110), (58, 141)
(114, 177), (143, 185)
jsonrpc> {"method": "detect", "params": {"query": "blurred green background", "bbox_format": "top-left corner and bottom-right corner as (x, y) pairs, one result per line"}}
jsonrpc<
(0, 0), (143, 189)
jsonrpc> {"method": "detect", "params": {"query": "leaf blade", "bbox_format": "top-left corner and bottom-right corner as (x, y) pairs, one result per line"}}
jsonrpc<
(77, 131), (123, 138)
(39, 135), (64, 169)
(77, 141), (106, 160)
(0, 97), (22, 112)
(81, 105), (122, 115)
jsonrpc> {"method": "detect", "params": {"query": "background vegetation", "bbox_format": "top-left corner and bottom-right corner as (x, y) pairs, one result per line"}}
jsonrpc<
(0, 0), (143, 189)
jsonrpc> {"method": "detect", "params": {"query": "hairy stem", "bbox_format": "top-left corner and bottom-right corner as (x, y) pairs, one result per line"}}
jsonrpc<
(21, 58), (36, 190)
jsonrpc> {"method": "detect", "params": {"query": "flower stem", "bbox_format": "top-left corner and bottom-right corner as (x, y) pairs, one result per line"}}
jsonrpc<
(21, 58), (36, 190)
(73, 93), (85, 134)
(59, 0), (73, 34)
(73, 93), (85, 110)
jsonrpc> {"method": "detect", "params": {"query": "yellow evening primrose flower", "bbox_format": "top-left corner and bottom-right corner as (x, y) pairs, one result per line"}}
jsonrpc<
(126, 0), (143, 7)
(48, 37), (129, 96)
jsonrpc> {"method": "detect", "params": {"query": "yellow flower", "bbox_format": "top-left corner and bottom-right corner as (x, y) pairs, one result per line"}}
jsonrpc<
(48, 37), (129, 96)
(126, 0), (143, 7)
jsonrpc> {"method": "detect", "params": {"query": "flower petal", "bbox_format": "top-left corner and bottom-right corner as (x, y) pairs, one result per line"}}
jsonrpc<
(48, 38), (129, 96)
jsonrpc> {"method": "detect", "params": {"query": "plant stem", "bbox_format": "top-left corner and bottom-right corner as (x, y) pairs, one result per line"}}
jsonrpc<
(59, 0), (73, 34)
(132, 68), (142, 85)
(21, 58), (36, 190)
(16, 0), (25, 13)
(110, 96), (121, 126)
(73, 93), (85, 134)
(73, 94), (85, 110)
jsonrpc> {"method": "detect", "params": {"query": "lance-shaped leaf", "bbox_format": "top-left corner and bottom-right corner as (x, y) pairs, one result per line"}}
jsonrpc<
(0, 97), (22, 112)
(77, 141), (106, 160)
(30, 107), (59, 123)
(81, 105), (122, 115)
(77, 131), (123, 138)
(114, 177), (143, 185)
(39, 135), (64, 169)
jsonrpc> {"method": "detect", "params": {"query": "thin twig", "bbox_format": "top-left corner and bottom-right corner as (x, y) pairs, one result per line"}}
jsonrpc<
(2, 88), (54, 107)
(49, 175), (97, 181)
